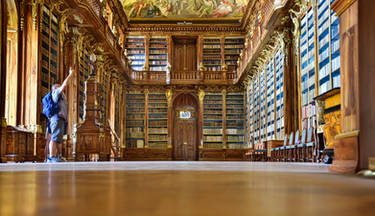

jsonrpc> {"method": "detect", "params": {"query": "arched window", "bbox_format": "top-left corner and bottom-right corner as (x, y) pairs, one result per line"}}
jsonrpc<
(5, 0), (18, 126)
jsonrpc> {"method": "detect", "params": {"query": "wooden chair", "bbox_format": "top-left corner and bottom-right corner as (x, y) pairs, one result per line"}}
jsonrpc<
(275, 135), (286, 162)
(285, 132), (294, 162)
(292, 130), (300, 162)
(305, 127), (316, 162)
(297, 129), (307, 162)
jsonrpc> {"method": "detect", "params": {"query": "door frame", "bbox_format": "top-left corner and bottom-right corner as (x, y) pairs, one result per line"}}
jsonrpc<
(171, 92), (200, 160)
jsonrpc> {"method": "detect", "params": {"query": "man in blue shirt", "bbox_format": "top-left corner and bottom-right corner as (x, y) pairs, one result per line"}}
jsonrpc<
(48, 67), (74, 163)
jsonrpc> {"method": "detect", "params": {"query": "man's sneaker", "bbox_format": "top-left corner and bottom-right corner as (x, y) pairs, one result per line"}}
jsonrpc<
(47, 156), (64, 163)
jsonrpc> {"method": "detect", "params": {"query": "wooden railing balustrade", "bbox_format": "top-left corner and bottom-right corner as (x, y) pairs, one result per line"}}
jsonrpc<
(131, 70), (236, 84)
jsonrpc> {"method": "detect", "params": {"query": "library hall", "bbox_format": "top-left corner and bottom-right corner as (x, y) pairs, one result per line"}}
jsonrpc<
(0, 0), (375, 215)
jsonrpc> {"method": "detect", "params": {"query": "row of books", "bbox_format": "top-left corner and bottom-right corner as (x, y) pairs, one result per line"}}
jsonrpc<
(224, 50), (242, 54)
(126, 121), (145, 127)
(301, 104), (316, 119)
(203, 136), (223, 142)
(227, 136), (244, 142)
(224, 45), (244, 49)
(150, 50), (167, 54)
(149, 134), (168, 141)
(203, 45), (221, 49)
(148, 128), (168, 134)
(150, 60), (167, 65)
(126, 44), (145, 48)
(149, 45), (167, 48)
(128, 50), (145, 54)
(149, 120), (167, 127)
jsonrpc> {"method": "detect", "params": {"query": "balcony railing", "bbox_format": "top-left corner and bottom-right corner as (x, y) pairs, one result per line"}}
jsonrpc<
(131, 70), (236, 85)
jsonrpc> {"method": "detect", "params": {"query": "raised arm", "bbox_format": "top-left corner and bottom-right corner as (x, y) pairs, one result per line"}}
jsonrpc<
(60, 67), (74, 91)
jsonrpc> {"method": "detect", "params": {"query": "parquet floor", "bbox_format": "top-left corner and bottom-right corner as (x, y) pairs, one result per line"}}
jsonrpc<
(0, 162), (374, 216)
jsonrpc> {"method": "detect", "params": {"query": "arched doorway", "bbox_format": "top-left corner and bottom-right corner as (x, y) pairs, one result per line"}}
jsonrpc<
(4, 0), (18, 125)
(172, 93), (198, 161)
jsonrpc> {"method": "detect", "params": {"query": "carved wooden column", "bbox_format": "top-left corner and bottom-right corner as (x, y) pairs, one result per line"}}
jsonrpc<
(330, 0), (375, 172)
(0, 0), (6, 162)
(280, 27), (298, 135)
(65, 35), (79, 160)
(221, 89), (227, 149)
(198, 88), (205, 151)
(119, 81), (126, 160)
(166, 89), (173, 149)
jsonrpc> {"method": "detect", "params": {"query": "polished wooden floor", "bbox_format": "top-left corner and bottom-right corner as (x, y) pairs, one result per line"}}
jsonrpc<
(0, 162), (374, 216)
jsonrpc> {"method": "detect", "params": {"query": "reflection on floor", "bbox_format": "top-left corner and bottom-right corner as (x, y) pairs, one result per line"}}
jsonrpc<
(0, 162), (374, 216)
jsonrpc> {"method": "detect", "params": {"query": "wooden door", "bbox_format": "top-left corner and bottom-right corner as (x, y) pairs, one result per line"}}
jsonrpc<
(173, 94), (198, 161)
(172, 37), (197, 71)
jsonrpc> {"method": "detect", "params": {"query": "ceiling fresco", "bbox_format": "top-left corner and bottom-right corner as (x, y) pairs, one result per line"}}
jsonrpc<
(121, 0), (250, 19)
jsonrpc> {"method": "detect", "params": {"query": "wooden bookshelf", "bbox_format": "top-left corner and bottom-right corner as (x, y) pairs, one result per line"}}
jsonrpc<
(299, 0), (340, 129)
(126, 35), (146, 71)
(40, 4), (59, 126)
(202, 37), (222, 71)
(148, 92), (168, 148)
(224, 37), (244, 71)
(275, 48), (285, 139)
(149, 36), (168, 71)
(203, 91), (224, 148)
(266, 60), (275, 140)
(247, 46), (286, 145)
(225, 92), (245, 149)
(126, 92), (145, 148)
(79, 48), (90, 120)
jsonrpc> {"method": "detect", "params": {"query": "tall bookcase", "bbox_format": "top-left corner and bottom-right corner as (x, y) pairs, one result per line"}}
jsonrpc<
(115, 90), (120, 135)
(246, 47), (285, 146)
(40, 4), (59, 124)
(203, 92), (224, 149)
(299, 0), (340, 129)
(225, 92), (245, 149)
(100, 74), (109, 124)
(253, 77), (260, 144)
(126, 35), (146, 71)
(79, 48), (90, 120)
(224, 37), (244, 71)
(202, 37), (222, 71)
(275, 48), (285, 139)
(148, 36), (168, 71)
(266, 60), (275, 140)
(148, 92), (168, 148)
(125, 92), (145, 148)
(260, 69), (266, 143)
(247, 83), (254, 147)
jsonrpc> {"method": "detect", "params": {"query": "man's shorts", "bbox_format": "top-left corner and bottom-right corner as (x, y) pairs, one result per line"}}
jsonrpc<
(50, 116), (66, 143)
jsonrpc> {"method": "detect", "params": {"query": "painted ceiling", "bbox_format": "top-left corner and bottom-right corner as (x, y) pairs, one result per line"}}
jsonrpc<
(121, 0), (250, 19)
